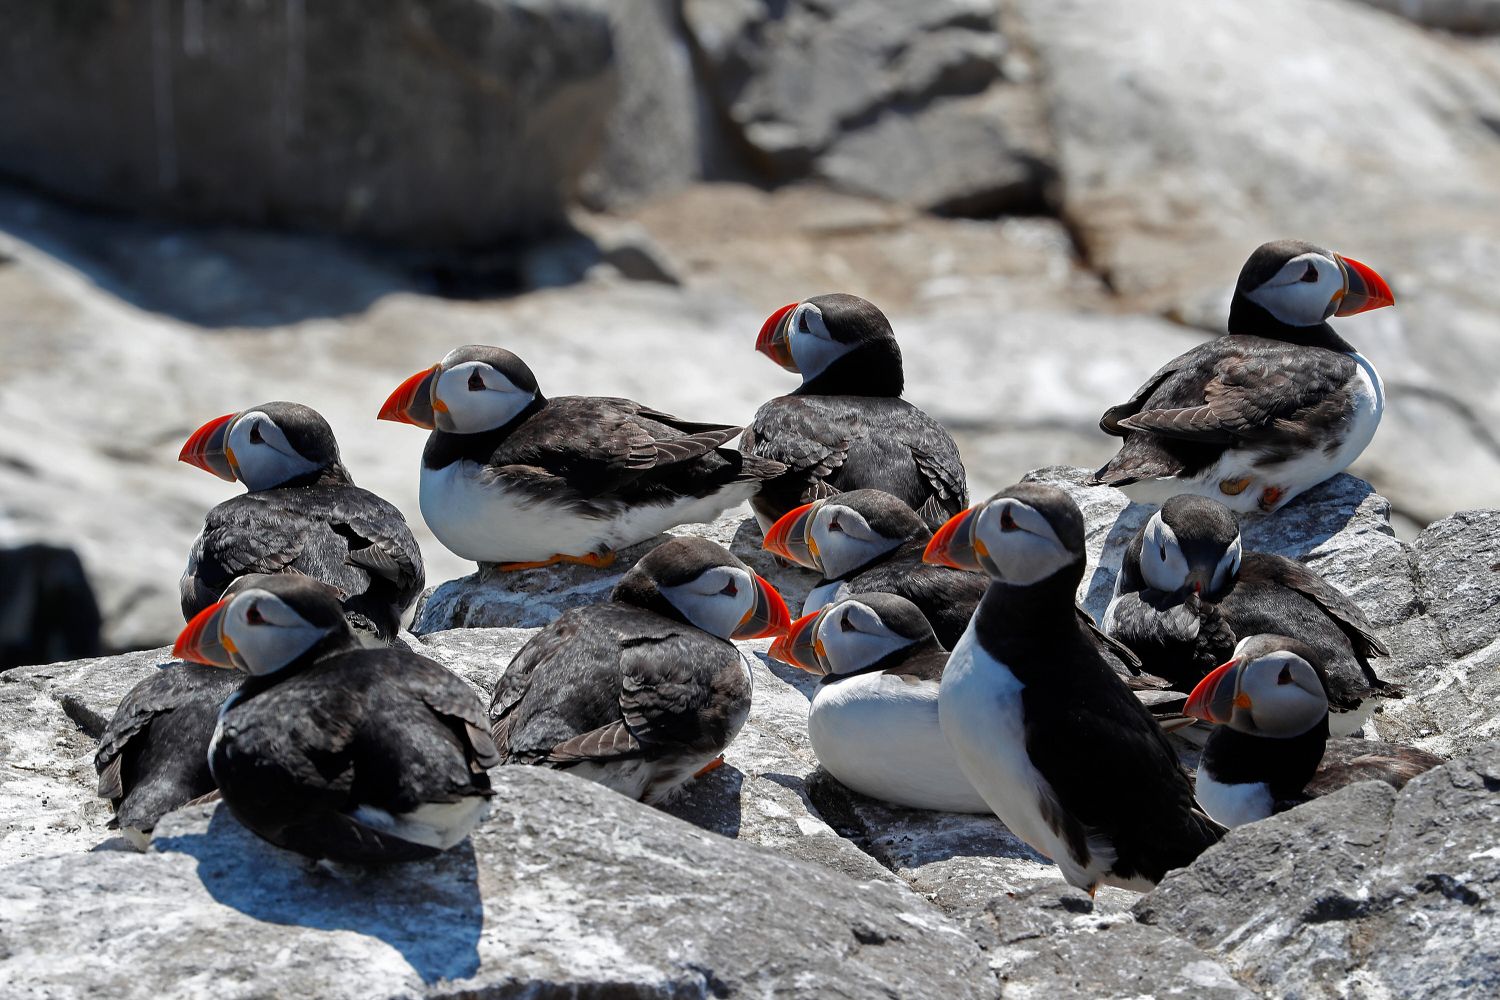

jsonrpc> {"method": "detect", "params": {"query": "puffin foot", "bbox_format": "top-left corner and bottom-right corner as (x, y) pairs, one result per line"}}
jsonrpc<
(1218, 476), (1253, 497)
(1257, 486), (1286, 512)
(693, 755), (726, 779)
(495, 551), (618, 572)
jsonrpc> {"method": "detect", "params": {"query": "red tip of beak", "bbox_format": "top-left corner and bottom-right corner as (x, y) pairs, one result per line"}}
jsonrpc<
(1184, 658), (1241, 724)
(178, 413), (238, 482)
(174, 599), (228, 665)
(379, 366), (439, 428)
(1334, 255), (1395, 316)
(756, 303), (797, 355)
(755, 574), (792, 638)
(756, 302), (801, 372)
(770, 610), (822, 672)
(923, 508), (978, 570)
(763, 502), (819, 568)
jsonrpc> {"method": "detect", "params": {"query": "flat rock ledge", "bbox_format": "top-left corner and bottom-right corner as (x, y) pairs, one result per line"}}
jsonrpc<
(2, 469), (1497, 997)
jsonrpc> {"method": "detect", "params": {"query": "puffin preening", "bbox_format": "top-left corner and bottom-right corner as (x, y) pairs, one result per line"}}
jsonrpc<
(1093, 241), (1394, 512)
(378, 345), (783, 569)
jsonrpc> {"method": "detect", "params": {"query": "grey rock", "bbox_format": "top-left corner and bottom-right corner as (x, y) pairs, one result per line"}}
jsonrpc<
(0, 770), (997, 999)
(0, 1), (613, 248)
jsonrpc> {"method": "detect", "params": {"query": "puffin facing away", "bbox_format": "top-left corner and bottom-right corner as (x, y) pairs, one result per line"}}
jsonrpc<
(379, 346), (783, 569)
(1104, 494), (1397, 735)
(771, 593), (989, 813)
(175, 574), (499, 863)
(742, 294), (967, 531)
(179, 401), (424, 644)
(1092, 241), (1394, 512)
(490, 538), (789, 804)
(761, 489), (985, 647)
(926, 483), (1223, 893)
(1184, 635), (1442, 827)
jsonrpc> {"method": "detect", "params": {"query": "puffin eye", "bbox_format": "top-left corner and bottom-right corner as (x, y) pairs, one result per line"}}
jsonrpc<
(718, 579), (738, 598)
(1000, 508), (1018, 532)
(467, 370), (486, 391)
(1277, 665), (1293, 685)
(827, 516), (844, 534)
(839, 614), (858, 633)
(1158, 543), (1166, 561)
(248, 423), (264, 445)
(1300, 262), (1319, 283)
(798, 311), (812, 334)
(245, 603), (265, 626)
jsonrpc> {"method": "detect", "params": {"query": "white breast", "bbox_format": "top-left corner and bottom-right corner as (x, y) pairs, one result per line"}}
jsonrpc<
(809, 672), (990, 813)
(349, 797), (491, 850)
(1193, 769), (1274, 828)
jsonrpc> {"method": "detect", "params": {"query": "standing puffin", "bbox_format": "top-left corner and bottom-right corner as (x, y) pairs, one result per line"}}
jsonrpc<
(1091, 241), (1394, 512)
(1184, 635), (1443, 827)
(743, 294), (967, 531)
(771, 593), (989, 813)
(489, 538), (789, 804)
(379, 346), (783, 570)
(179, 401), (424, 644)
(926, 483), (1222, 893)
(1104, 494), (1397, 736)
(175, 574), (499, 863)
(761, 489), (984, 647)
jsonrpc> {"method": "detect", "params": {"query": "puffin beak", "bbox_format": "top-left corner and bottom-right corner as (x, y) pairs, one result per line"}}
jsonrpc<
(755, 302), (800, 372)
(923, 507), (983, 571)
(1184, 657), (1248, 724)
(769, 610), (826, 673)
(732, 574), (792, 640)
(1333, 255), (1395, 316)
(173, 600), (237, 668)
(378, 365), (440, 429)
(762, 502), (822, 569)
(178, 413), (239, 482)
(1185, 569), (1210, 597)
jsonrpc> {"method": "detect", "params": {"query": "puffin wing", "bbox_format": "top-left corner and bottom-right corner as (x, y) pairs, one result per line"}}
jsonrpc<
(1100, 353), (1191, 436)
(96, 684), (181, 802)
(911, 443), (969, 526)
(400, 658), (502, 776)
(1079, 605), (1143, 675)
(743, 397), (853, 486)
(1254, 554), (1391, 662)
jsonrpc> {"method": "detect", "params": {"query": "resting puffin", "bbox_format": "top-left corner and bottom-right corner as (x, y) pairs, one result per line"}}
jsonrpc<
(95, 662), (241, 849)
(926, 483), (1222, 893)
(1184, 634), (1443, 827)
(771, 593), (989, 813)
(743, 294), (967, 531)
(1103, 494), (1397, 736)
(179, 401), (424, 644)
(379, 346), (783, 569)
(489, 538), (789, 804)
(761, 489), (984, 647)
(174, 574), (499, 863)
(1092, 241), (1394, 512)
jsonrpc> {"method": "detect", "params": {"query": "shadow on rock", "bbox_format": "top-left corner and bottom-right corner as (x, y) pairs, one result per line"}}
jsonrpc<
(664, 762), (745, 838)
(1083, 500), (1156, 617)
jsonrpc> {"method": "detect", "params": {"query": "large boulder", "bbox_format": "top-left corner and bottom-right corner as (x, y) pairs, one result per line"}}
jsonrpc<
(0, 1), (614, 248)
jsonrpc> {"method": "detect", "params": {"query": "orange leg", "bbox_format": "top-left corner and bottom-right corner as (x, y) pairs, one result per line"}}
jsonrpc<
(1219, 476), (1253, 497)
(495, 550), (617, 573)
(693, 755), (726, 779)
(1258, 485), (1286, 512)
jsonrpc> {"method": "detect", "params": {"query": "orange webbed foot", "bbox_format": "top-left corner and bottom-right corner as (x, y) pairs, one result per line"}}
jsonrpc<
(1219, 476), (1253, 497)
(495, 550), (618, 572)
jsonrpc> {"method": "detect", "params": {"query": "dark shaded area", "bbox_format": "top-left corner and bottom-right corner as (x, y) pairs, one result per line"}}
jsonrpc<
(0, 543), (101, 669)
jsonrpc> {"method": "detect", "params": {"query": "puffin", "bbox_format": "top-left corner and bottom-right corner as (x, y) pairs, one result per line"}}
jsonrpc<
(925, 482), (1223, 893)
(489, 538), (789, 804)
(179, 401), (424, 645)
(1091, 240), (1395, 512)
(174, 574), (499, 863)
(1103, 493), (1397, 736)
(95, 662), (241, 849)
(378, 346), (783, 569)
(770, 593), (989, 813)
(742, 293), (967, 531)
(1184, 634), (1443, 827)
(760, 489), (985, 647)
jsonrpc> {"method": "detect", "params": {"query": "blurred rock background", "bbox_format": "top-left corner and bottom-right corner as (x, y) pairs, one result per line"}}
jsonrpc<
(1, 0), (1497, 656)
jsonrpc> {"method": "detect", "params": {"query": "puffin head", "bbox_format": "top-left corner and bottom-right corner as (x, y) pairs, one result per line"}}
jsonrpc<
(174, 574), (354, 676)
(755, 293), (903, 394)
(1231, 240), (1393, 332)
(378, 345), (542, 434)
(770, 592), (939, 677)
(1134, 495), (1242, 600)
(1184, 634), (1329, 738)
(612, 537), (791, 641)
(179, 402), (346, 491)
(762, 489), (928, 578)
(922, 482), (1085, 587)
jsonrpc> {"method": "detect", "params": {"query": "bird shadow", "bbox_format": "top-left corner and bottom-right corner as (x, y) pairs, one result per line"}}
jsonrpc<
(153, 807), (483, 985)
(663, 762), (745, 839)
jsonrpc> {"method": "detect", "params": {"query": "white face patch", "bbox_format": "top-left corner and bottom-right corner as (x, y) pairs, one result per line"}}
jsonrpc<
(786, 303), (852, 381)
(1210, 535), (1243, 594)
(972, 500), (1074, 586)
(1234, 649), (1327, 738)
(434, 362), (536, 434)
(659, 565), (757, 639)
(817, 601), (914, 675)
(1139, 512), (1191, 593)
(810, 505), (899, 579)
(220, 589), (333, 675)
(1245, 252), (1345, 327)
(226, 411), (321, 491)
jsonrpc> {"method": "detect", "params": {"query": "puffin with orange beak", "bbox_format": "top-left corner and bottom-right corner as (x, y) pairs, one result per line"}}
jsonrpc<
(741, 293), (967, 532)
(490, 538), (789, 805)
(1185, 634), (1442, 827)
(178, 401), (424, 645)
(1104, 494), (1399, 734)
(377, 345), (782, 571)
(1092, 240), (1396, 513)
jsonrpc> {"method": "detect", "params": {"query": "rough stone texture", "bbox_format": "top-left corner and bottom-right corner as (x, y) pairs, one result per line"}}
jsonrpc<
(1137, 743), (1500, 998)
(0, 1), (614, 248)
(0, 770), (996, 999)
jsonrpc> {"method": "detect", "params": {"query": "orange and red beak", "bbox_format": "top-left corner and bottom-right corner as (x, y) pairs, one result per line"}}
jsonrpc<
(173, 599), (236, 668)
(762, 501), (822, 570)
(923, 506), (983, 571)
(178, 412), (239, 482)
(732, 574), (792, 640)
(769, 609), (826, 673)
(378, 365), (440, 429)
(1333, 254), (1395, 317)
(756, 302), (800, 372)
(1183, 657), (1250, 725)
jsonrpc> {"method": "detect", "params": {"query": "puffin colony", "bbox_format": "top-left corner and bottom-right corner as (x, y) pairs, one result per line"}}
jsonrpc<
(101, 239), (1440, 895)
